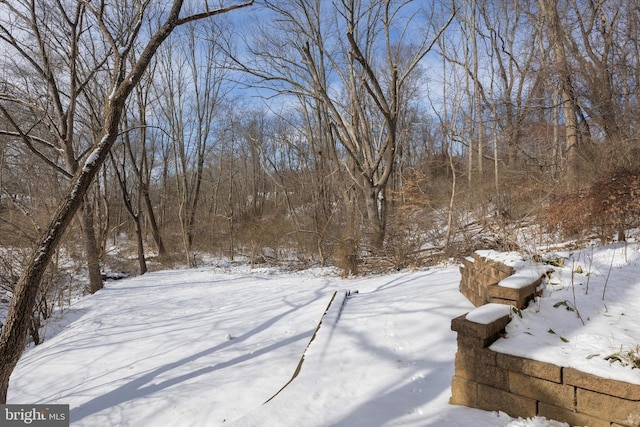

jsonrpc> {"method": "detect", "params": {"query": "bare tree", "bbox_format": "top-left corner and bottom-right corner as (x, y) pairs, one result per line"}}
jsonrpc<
(109, 120), (148, 275)
(537, 0), (581, 177)
(0, 0), (253, 404)
(562, 0), (632, 173)
(120, 53), (167, 261)
(235, 0), (455, 248)
(443, 0), (548, 217)
(154, 20), (231, 266)
(0, 1), (106, 293)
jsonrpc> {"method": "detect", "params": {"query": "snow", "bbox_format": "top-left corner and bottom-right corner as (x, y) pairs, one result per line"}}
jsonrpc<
(498, 267), (545, 289)
(491, 242), (640, 385)
(476, 251), (546, 290)
(81, 132), (112, 175)
(465, 303), (512, 324)
(7, 243), (640, 426)
(81, 147), (102, 173)
(475, 250), (525, 267)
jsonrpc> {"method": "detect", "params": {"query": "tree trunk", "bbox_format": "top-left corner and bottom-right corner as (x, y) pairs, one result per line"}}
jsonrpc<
(133, 214), (148, 274)
(79, 202), (104, 293)
(538, 0), (580, 180)
(142, 184), (166, 259)
(0, 162), (96, 403)
(363, 184), (385, 249)
(0, 0), (255, 403)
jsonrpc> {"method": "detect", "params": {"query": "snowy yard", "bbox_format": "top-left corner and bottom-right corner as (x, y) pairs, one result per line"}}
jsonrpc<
(7, 242), (640, 426)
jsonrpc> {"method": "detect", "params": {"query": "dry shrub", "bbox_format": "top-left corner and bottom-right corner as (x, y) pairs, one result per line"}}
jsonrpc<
(389, 170), (430, 210)
(500, 174), (549, 221)
(385, 171), (433, 269)
(542, 169), (640, 241)
(238, 217), (286, 261)
(0, 247), (78, 345)
(593, 169), (640, 240)
(543, 190), (593, 239)
(335, 235), (358, 277)
(384, 217), (426, 270)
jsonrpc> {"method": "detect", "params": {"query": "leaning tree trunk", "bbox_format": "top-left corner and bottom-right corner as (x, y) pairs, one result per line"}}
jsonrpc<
(0, 156), (103, 402)
(0, 0), (253, 403)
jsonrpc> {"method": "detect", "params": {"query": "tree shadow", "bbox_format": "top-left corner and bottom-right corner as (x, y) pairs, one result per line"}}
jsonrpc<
(69, 284), (333, 423)
(71, 328), (311, 423)
(326, 360), (451, 427)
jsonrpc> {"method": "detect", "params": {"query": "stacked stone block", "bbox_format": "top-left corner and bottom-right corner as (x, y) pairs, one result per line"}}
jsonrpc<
(459, 253), (514, 307)
(451, 252), (640, 426)
(459, 253), (544, 309)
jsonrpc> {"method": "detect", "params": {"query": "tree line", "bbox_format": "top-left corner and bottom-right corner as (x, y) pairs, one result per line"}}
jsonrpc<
(1, 0), (639, 402)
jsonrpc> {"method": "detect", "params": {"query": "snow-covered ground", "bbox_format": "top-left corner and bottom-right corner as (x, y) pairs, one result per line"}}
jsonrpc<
(7, 242), (640, 426)
(490, 243), (640, 385)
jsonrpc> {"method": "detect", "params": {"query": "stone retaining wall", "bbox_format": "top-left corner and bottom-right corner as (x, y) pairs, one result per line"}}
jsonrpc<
(459, 252), (543, 309)
(450, 313), (640, 426)
(450, 252), (640, 426)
